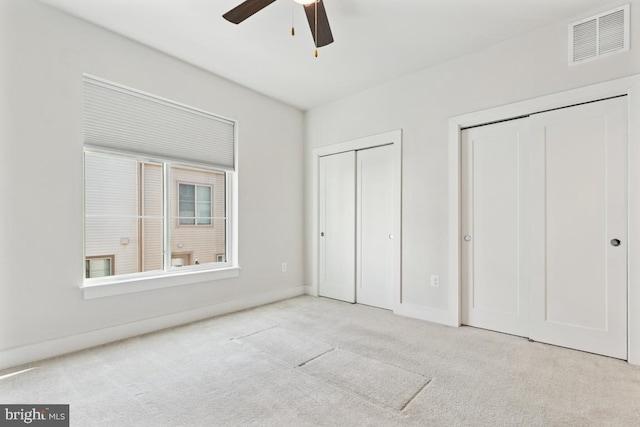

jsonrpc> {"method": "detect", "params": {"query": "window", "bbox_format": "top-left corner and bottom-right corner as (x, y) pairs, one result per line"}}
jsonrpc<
(85, 256), (114, 278)
(178, 183), (212, 225)
(82, 75), (237, 291)
(84, 151), (228, 277)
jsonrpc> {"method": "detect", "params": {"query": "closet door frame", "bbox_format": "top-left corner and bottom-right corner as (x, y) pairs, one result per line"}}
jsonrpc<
(311, 130), (402, 311)
(449, 74), (640, 365)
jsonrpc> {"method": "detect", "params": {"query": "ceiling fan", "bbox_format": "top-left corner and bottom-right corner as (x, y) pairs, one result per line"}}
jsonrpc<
(223, 0), (334, 51)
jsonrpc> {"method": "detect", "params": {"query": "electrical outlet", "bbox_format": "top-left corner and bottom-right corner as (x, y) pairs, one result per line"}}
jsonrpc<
(281, 262), (287, 273)
(430, 275), (439, 288)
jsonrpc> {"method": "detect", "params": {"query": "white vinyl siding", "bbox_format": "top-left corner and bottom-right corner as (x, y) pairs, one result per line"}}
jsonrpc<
(84, 153), (140, 275)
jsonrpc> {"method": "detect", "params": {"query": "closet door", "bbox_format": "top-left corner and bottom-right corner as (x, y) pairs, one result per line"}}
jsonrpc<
(356, 145), (394, 309)
(461, 119), (529, 337)
(528, 97), (628, 359)
(319, 151), (356, 303)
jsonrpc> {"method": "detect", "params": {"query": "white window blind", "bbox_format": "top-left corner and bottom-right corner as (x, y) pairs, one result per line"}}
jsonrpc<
(83, 75), (235, 169)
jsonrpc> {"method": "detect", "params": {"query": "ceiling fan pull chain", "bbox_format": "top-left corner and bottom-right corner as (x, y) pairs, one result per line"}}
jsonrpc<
(223, 0), (333, 53)
(314, 1), (318, 57)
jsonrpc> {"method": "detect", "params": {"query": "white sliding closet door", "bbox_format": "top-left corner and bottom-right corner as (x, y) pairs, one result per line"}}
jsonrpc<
(319, 151), (356, 303)
(461, 119), (529, 337)
(461, 96), (628, 359)
(357, 145), (394, 309)
(528, 97), (628, 359)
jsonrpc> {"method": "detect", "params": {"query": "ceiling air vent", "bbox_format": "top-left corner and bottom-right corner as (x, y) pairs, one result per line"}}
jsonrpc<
(569, 4), (629, 65)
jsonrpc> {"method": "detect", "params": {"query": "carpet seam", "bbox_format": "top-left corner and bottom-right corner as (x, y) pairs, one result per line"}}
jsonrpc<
(296, 347), (336, 368)
(299, 347), (428, 415)
(399, 378), (432, 412)
(230, 325), (279, 340)
(296, 367), (410, 419)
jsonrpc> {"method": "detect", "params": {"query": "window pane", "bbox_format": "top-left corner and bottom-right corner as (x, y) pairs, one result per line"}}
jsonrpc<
(179, 199), (196, 225)
(178, 183), (195, 225)
(196, 199), (211, 225)
(179, 183), (195, 201)
(89, 258), (111, 278)
(179, 200), (195, 216)
(84, 152), (229, 280)
(196, 185), (211, 225)
(197, 185), (211, 201)
(85, 152), (163, 277)
(171, 166), (226, 267)
(85, 153), (139, 217)
(85, 258), (112, 278)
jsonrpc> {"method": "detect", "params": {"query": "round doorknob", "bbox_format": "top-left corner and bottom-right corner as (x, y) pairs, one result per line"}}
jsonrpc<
(464, 235), (471, 242)
(611, 238), (621, 247)
(320, 232), (325, 237)
(389, 234), (394, 239)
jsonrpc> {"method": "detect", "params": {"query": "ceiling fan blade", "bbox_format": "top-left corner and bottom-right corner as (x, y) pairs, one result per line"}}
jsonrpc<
(304, 0), (334, 47)
(223, 0), (277, 24)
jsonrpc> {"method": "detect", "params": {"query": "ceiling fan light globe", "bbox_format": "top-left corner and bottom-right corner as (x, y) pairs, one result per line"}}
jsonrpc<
(294, 0), (316, 5)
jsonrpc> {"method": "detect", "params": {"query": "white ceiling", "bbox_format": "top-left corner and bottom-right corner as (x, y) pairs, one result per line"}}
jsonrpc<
(38, 0), (608, 110)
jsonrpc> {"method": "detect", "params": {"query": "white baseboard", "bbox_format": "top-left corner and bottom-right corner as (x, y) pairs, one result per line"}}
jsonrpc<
(394, 302), (459, 327)
(0, 286), (305, 371)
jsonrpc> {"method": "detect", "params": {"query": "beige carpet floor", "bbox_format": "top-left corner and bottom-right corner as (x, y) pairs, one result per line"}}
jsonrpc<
(1, 295), (640, 426)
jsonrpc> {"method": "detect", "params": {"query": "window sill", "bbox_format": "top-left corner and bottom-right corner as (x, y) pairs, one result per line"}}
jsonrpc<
(80, 266), (241, 300)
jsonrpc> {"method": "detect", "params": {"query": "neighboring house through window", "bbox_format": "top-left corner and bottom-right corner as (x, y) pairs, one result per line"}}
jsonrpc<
(84, 153), (228, 275)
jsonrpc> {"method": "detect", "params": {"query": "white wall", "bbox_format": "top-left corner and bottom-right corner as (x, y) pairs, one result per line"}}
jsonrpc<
(305, 0), (640, 317)
(0, 0), (304, 367)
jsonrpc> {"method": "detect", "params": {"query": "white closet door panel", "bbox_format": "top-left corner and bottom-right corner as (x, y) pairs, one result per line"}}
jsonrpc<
(319, 152), (356, 303)
(529, 96), (627, 359)
(461, 119), (528, 337)
(356, 145), (394, 310)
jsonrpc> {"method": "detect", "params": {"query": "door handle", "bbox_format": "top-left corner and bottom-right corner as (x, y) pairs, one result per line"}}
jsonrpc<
(320, 232), (325, 237)
(464, 235), (472, 242)
(611, 238), (621, 247)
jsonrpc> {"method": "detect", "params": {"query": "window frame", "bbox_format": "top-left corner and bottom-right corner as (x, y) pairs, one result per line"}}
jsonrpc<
(81, 147), (239, 299)
(177, 182), (214, 227)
